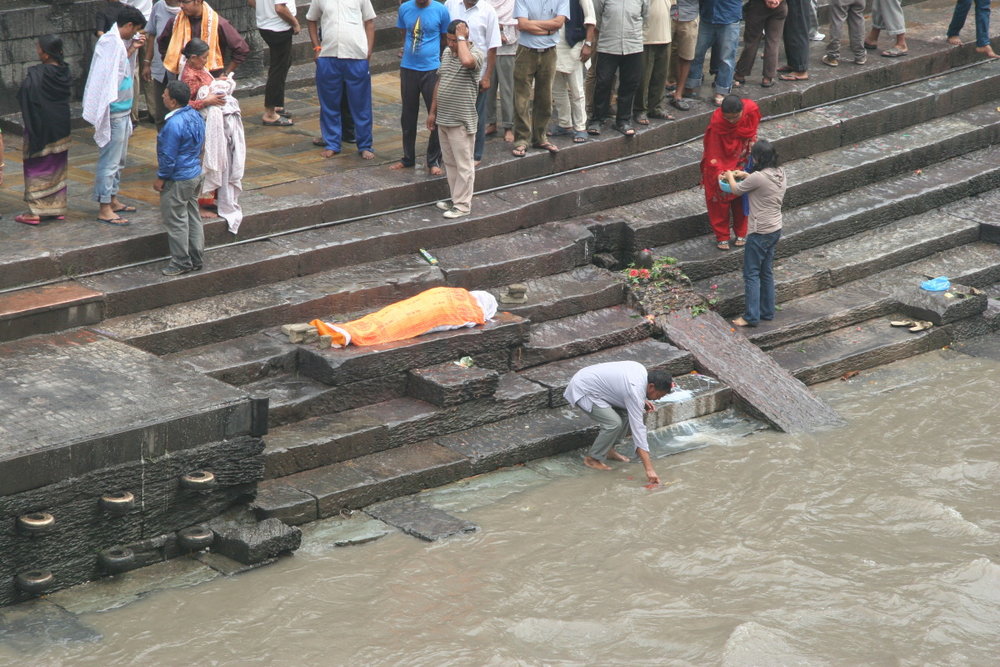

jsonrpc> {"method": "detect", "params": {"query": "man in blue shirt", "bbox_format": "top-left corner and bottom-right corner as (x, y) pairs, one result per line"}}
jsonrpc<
(391, 0), (451, 174)
(686, 0), (742, 107)
(155, 80), (207, 276)
(512, 0), (570, 156)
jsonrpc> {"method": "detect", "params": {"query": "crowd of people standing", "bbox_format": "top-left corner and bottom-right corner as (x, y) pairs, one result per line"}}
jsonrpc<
(1, 0), (995, 268)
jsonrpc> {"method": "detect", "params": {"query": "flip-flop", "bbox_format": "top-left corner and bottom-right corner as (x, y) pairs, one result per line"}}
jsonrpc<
(533, 142), (560, 154)
(14, 214), (40, 225)
(733, 237), (746, 247)
(778, 73), (810, 81)
(547, 126), (573, 137)
(573, 131), (588, 143)
(112, 204), (137, 213)
(717, 240), (730, 251)
(864, 42), (878, 50)
(908, 320), (933, 332)
(96, 216), (129, 226)
(312, 137), (326, 146)
(761, 78), (775, 88)
(512, 145), (527, 157)
(881, 48), (908, 57)
(262, 117), (294, 126)
(890, 319), (916, 327)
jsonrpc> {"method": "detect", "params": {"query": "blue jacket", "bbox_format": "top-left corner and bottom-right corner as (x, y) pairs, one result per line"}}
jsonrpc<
(157, 105), (205, 182)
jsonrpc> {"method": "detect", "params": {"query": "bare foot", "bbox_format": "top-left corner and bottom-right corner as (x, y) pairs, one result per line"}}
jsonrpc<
(389, 162), (408, 170)
(606, 450), (630, 463)
(732, 317), (754, 327)
(360, 150), (375, 160)
(946, 35), (962, 45)
(429, 165), (443, 176)
(485, 123), (497, 135)
(321, 149), (339, 158)
(583, 456), (613, 471)
(976, 45), (999, 58)
(199, 208), (217, 219)
(474, 160), (481, 167)
(504, 129), (514, 142)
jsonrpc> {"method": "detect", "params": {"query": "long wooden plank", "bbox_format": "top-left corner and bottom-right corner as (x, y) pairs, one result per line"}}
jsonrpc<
(658, 311), (845, 433)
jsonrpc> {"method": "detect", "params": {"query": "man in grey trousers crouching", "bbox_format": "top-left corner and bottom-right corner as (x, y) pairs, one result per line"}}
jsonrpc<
(154, 80), (206, 276)
(564, 361), (674, 485)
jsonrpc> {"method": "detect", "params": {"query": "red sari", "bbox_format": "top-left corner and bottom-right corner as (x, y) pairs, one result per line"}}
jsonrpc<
(700, 99), (761, 242)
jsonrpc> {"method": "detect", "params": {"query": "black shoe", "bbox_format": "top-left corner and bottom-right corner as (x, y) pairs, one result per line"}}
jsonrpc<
(191, 264), (203, 272)
(161, 265), (191, 276)
(343, 134), (357, 144)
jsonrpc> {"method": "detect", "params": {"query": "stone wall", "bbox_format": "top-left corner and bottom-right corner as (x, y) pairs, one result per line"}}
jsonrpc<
(0, 0), (262, 117)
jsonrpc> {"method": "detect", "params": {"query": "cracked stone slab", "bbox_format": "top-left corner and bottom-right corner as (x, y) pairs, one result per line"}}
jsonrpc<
(365, 496), (478, 542)
(297, 514), (395, 554)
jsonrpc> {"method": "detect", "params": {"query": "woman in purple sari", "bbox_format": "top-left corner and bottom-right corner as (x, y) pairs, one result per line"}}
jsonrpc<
(15, 35), (72, 225)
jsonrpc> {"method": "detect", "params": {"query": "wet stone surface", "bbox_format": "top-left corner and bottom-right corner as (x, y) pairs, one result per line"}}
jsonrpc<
(407, 362), (501, 408)
(297, 514), (395, 553)
(44, 558), (219, 616)
(365, 496), (478, 542)
(0, 600), (101, 653)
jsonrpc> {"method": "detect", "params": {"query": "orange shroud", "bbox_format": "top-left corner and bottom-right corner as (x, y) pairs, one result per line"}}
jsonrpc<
(310, 287), (487, 347)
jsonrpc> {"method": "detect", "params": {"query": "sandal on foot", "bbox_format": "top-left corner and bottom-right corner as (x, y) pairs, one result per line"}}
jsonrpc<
(669, 97), (691, 111)
(96, 216), (129, 226)
(14, 214), (41, 225)
(533, 142), (560, 154)
(573, 130), (588, 143)
(778, 73), (810, 81)
(734, 236), (746, 247)
(614, 122), (636, 136)
(881, 47), (908, 57)
(512, 145), (528, 157)
(717, 240), (730, 250)
(112, 204), (137, 213)
(262, 117), (294, 126)
(761, 78), (775, 88)
(864, 42), (878, 50)
(547, 125), (573, 137)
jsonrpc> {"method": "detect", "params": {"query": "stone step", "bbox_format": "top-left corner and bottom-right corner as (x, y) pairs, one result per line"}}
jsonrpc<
(254, 365), (742, 524)
(519, 338), (695, 407)
(514, 305), (652, 370)
(889, 241), (1000, 290)
(6, 50), (995, 310)
(163, 331), (298, 386)
(769, 314), (953, 386)
(662, 144), (1000, 282)
(0, 282), (104, 344)
(433, 221), (594, 290)
(693, 206), (982, 316)
(488, 265), (626, 324)
(297, 311), (529, 386)
(254, 440), (473, 524)
(92, 254), (443, 355)
(628, 95), (1000, 258)
(263, 372), (548, 478)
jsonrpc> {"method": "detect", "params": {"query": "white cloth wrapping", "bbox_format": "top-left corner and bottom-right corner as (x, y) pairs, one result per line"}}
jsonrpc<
(198, 76), (245, 234)
(82, 31), (131, 148)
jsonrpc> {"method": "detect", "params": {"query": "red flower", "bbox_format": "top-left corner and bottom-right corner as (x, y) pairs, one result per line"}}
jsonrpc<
(639, 269), (651, 278)
(629, 269), (639, 277)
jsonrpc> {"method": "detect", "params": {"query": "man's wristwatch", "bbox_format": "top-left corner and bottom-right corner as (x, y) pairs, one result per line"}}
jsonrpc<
(458, 36), (467, 41)
(583, 41), (593, 46)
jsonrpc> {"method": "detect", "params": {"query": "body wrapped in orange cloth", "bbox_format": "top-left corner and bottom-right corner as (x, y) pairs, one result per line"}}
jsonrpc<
(310, 287), (499, 347)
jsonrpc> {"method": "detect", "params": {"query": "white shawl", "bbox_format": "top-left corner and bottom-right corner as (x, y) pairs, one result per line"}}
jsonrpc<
(82, 31), (131, 148)
(198, 76), (246, 234)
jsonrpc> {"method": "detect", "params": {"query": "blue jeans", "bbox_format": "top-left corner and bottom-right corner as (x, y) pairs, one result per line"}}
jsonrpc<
(948, 0), (992, 47)
(93, 114), (131, 204)
(742, 229), (781, 325)
(687, 22), (741, 95)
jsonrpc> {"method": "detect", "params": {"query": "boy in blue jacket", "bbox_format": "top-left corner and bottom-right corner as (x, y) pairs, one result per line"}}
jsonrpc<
(155, 80), (206, 276)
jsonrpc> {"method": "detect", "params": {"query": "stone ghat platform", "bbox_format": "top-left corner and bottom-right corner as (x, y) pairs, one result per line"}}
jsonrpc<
(2, 0), (1000, 607)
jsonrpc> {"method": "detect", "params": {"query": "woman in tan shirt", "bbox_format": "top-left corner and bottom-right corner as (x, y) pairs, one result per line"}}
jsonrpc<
(722, 139), (786, 327)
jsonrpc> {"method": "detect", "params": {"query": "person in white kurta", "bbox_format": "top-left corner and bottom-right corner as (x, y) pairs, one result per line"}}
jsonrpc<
(198, 75), (245, 234)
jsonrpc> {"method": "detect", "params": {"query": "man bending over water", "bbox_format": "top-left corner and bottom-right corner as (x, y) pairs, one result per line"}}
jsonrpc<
(563, 361), (674, 484)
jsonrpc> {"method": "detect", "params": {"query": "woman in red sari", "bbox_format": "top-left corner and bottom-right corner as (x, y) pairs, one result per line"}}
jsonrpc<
(701, 95), (761, 250)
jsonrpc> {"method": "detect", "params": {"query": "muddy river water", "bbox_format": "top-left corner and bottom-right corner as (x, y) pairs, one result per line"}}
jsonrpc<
(3, 348), (1000, 665)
